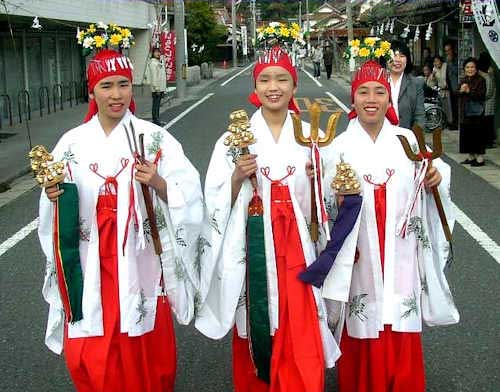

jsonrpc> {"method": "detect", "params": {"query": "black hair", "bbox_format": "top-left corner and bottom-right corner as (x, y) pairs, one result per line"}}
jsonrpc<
(151, 47), (161, 58)
(390, 40), (413, 73)
(433, 55), (444, 63)
(478, 52), (492, 73)
(463, 57), (478, 70)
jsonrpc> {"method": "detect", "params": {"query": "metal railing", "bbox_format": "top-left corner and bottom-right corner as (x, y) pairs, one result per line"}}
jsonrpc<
(39, 86), (51, 117)
(0, 94), (13, 129)
(17, 90), (31, 123)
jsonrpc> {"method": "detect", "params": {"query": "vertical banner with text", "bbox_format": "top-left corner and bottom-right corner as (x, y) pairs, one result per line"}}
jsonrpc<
(241, 26), (248, 56)
(161, 32), (176, 82)
(472, 0), (500, 68)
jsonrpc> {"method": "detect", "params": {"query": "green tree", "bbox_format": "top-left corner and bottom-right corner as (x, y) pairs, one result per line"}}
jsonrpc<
(186, 1), (228, 65)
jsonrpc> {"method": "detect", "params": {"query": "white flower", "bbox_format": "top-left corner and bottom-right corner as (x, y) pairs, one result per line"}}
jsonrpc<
(350, 46), (359, 57)
(270, 22), (281, 28)
(198, 44), (205, 53)
(257, 32), (264, 40)
(83, 37), (94, 49)
(97, 21), (108, 30)
(122, 38), (130, 49)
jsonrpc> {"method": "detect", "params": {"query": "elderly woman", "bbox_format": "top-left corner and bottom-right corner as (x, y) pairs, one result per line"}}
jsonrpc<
(458, 57), (487, 166)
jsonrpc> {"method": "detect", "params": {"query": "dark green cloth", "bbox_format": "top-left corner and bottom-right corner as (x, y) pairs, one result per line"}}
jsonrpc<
(247, 214), (271, 383)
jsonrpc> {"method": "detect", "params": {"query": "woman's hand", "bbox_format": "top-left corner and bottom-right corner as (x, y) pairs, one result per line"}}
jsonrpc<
(424, 166), (442, 190)
(232, 154), (258, 185)
(135, 161), (164, 190)
(460, 83), (470, 93)
(305, 161), (315, 179)
(45, 185), (64, 202)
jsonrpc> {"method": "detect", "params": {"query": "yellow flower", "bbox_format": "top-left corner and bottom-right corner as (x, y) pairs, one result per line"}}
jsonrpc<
(257, 27), (263, 33)
(291, 30), (299, 39)
(265, 26), (275, 35)
(120, 28), (131, 38)
(359, 47), (371, 57)
(109, 33), (123, 46)
(364, 37), (377, 47)
(374, 48), (385, 58)
(291, 23), (300, 32)
(279, 27), (290, 37)
(77, 30), (85, 43)
(94, 35), (106, 48)
(88, 24), (96, 33)
(380, 41), (391, 52)
(350, 39), (360, 47)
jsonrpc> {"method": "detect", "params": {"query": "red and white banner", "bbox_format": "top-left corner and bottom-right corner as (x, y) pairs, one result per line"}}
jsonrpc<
(161, 32), (176, 82)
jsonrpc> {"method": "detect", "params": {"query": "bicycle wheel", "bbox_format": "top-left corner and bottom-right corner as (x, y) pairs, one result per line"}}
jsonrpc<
(425, 106), (444, 130)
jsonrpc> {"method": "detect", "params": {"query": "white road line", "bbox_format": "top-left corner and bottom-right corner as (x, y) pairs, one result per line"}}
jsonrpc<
(325, 91), (351, 113)
(452, 202), (500, 264)
(220, 63), (255, 87)
(302, 68), (323, 87)
(163, 93), (215, 130)
(0, 218), (39, 258)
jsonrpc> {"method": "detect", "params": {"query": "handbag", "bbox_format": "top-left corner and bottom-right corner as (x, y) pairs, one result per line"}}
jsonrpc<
(464, 100), (484, 116)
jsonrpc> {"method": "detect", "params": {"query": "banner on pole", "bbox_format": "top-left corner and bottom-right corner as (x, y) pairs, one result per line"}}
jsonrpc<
(241, 25), (248, 56)
(161, 32), (176, 82)
(472, 0), (500, 68)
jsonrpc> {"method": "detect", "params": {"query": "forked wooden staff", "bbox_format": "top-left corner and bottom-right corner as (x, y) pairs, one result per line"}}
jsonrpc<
(397, 125), (452, 242)
(292, 102), (341, 242)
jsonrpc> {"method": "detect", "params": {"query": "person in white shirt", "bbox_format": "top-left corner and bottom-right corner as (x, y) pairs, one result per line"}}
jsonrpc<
(145, 48), (167, 126)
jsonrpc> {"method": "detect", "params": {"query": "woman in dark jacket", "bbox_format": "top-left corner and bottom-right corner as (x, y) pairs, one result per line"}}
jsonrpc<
(458, 57), (487, 166)
(385, 41), (426, 130)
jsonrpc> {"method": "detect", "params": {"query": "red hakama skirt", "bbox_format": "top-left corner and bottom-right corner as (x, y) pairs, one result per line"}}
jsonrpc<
(337, 180), (425, 392)
(63, 193), (176, 392)
(233, 183), (325, 392)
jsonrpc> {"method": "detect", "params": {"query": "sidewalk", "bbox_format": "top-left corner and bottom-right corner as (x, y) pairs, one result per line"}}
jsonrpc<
(0, 66), (234, 191)
(303, 60), (500, 191)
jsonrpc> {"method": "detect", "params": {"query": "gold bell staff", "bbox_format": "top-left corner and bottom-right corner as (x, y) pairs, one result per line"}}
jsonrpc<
(292, 102), (341, 242)
(397, 125), (452, 242)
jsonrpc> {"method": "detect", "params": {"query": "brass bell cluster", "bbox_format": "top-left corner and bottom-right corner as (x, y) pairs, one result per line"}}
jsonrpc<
(28, 145), (65, 187)
(223, 109), (256, 149)
(331, 161), (360, 195)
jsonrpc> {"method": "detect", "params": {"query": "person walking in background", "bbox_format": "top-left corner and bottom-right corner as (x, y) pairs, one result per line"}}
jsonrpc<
(145, 47), (167, 126)
(386, 41), (425, 130)
(444, 42), (459, 130)
(312, 43), (323, 79)
(323, 43), (334, 80)
(422, 63), (438, 99)
(459, 57), (487, 167)
(422, 47), (433, 68)
(431, 55), (453, 129)
(478, 52), (497, 148)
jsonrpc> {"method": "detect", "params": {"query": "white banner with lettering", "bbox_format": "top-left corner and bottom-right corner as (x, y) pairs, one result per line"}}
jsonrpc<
(241, 26), (248, 56)
(472, 0), (500, 67)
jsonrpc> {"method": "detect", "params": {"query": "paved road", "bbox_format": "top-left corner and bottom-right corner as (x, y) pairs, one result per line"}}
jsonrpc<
(1, 66), (499, 391)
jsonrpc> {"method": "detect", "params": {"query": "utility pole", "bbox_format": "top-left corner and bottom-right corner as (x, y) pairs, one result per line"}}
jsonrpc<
(251, 0), (256, 58)
(346, 0), (355, 76)
(306, 0), (310, 54)
(232, 0), (238, 67)
(174, 0), (186, 99)
(299, 1), (302, 29)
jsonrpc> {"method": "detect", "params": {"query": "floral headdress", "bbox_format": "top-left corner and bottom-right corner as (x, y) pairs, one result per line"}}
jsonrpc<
(343, 37), (393, 62)
(77, 22), (135, 55)
(257, 22), (304, 48)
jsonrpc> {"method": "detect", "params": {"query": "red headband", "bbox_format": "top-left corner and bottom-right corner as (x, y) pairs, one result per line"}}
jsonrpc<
(83, 49), (136, 123)
(248, 46), (300, 114)
(348, 60), (399, 125)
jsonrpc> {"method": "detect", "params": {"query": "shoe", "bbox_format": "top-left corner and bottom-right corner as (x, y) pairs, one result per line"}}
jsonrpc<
(460, 159), (475, 164)
(471, 160), (485, 167)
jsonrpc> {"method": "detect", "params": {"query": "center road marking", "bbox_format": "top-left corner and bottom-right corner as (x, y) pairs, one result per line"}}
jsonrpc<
(325, 91), (351, 113)
(220, 62), (255, 87)
(302, 68), (322, 87)
(164, 93), (215, 130)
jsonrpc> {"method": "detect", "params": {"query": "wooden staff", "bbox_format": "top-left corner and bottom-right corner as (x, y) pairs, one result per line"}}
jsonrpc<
(397, 125), (452, 242)
(292, 102), (341, 242)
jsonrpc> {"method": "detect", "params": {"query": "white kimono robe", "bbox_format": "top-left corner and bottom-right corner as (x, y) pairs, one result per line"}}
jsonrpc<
(195, 108), (340, 367)
(322, 118), (459, 339)
(38, 111), (204, 354)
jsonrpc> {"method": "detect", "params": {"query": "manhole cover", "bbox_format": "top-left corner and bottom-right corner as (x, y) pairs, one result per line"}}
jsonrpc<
(0, 132), (16, 139)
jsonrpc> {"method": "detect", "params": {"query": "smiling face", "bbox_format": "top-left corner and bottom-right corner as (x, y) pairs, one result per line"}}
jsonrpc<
(464, 61), (477, 77)
(90, 75), (132, 124)
(389, 51), (407, 75)
(254, 66), (297, 114)
(353, 81), (391, 130)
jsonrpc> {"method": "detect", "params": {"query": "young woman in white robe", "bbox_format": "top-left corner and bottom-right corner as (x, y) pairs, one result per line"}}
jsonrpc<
(196, 46), (340, 392)
(320, 60), (459, 392)
(38, 49), (203, 392)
